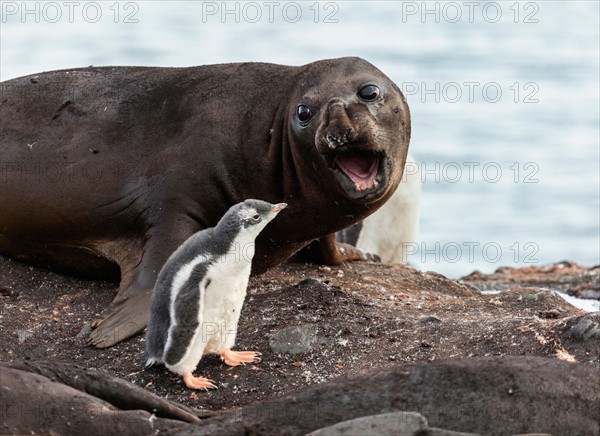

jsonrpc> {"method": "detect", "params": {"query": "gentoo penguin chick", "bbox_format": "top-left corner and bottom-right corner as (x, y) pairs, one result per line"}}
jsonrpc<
(145, 199), (287, 390)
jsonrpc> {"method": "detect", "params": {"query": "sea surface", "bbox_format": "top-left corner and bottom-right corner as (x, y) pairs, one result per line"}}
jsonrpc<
(1, 1), (599, 277)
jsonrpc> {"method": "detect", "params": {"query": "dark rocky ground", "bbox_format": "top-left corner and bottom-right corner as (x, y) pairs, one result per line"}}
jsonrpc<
(1, 255), (598, 435)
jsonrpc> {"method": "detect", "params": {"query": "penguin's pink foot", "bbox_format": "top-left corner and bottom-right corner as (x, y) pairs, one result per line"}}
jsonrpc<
(182, 372), (217, 390)
(220, 349), (262, 367)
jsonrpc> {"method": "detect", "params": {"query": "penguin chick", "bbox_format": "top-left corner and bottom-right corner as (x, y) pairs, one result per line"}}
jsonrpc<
(145, 199), (287, 390)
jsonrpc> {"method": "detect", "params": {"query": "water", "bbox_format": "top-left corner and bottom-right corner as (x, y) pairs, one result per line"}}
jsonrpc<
(1, 1), (599, 277)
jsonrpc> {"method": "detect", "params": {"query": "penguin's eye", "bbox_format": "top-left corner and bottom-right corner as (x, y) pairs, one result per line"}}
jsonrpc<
(252, 214), (260, 221)
(297, 104), (313, 123)
(358, 85), (380, 101)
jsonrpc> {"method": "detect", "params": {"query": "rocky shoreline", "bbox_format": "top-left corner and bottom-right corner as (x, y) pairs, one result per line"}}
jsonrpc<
(1, 256), (598, 435)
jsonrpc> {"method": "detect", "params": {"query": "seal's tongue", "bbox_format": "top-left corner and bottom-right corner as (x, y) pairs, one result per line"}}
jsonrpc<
(335, 151), (379, 191)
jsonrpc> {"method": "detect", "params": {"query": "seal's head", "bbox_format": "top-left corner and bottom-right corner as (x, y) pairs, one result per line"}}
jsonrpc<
(291, 57), (411, 203)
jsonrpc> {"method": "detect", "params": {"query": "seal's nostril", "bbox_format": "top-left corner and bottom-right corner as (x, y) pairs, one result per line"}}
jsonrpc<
(327, 133), (340, 149)
(345, 128), (355, 142)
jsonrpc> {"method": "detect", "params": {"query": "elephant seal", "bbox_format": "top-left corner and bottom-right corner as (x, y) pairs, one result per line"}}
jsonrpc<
(0, 57), (411, 347)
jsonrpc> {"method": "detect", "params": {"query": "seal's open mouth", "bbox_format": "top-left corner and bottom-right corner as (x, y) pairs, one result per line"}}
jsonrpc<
(334, 150), (380, 192)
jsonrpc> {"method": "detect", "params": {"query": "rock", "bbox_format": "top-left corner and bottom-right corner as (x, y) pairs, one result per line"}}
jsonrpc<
(537, 309), (562, 319)
(1, 255), (599, 428)
(510, 434), (553, 436)
(566, 313), (600, 341)
(1, 361), (198, 435)
(428, 429), (482, 436)
(76, 321), (93, 338)
(298, 278), (324, 286)
(16, 330), (33, 343)
(305, 411), (481, 435)
(521, 293), (540, 302)
(168, 356), (599, 436)
(421, 315), (442, 323)
(306, 411), (428, 435)
(268, 324), (319, 354)
(461, 261), (600, 297)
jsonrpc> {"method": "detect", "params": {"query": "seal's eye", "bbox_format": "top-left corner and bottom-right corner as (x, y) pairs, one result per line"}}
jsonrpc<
(358, 85), (380, 101)
(297, 104), (313, 123)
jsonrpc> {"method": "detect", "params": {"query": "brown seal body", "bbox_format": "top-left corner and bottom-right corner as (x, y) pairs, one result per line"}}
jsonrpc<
(0, 57), (411, 347)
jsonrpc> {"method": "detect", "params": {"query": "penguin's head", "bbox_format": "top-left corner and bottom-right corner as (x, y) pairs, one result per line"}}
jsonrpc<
(234, 199), (287, 235)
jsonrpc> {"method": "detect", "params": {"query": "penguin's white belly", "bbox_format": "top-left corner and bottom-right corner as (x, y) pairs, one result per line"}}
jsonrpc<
(165, 259), (251, 375)
(200, 260), (251, 353)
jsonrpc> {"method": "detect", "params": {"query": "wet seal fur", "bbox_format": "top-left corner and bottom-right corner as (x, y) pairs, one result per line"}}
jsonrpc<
(0, 57), (411, 347)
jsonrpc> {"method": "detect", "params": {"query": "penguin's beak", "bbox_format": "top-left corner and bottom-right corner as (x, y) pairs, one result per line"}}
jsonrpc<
(271, 203), (287, 213)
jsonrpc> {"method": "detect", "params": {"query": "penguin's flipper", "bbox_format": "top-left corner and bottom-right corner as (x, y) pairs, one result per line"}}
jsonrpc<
(162, 265), (211, 372)
(183, 372), (217, 390)
(220, 350), (262, 367)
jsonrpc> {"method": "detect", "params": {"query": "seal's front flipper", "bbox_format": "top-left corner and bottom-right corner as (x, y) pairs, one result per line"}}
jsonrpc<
(88, 289), (151, 348)
(299, 233), (379, 265)
(89, 217), (201, 348)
